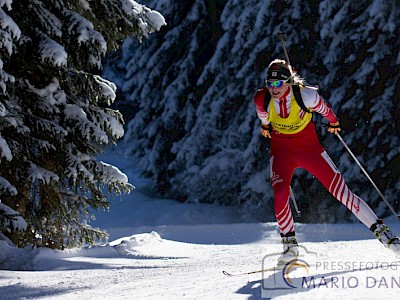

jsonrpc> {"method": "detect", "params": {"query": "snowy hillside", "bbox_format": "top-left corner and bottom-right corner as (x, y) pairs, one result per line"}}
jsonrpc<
(1, 147), (399, 299)
(1, 218), (400, 299)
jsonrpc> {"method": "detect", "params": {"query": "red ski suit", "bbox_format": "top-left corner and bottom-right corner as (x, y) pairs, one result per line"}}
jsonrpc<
(254, 87), (378, 235)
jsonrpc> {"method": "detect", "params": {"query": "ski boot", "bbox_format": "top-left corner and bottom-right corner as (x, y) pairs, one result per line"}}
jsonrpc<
(277, 232), (299, 267)
(370, 219), (400, 256)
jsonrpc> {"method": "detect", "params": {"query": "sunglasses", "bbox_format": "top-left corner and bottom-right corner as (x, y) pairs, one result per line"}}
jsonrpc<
(267, 78), (289, 88)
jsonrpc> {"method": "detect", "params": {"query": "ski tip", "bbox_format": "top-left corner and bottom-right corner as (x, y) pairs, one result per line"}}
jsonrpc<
(222, 271), (232, 276)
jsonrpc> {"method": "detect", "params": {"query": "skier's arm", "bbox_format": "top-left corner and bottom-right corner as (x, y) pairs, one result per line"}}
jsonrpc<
(302, 88), (341, 134)
(254, 88), (272, 138)
(301, 88), (338, 123)
(254, 88), (270, 125)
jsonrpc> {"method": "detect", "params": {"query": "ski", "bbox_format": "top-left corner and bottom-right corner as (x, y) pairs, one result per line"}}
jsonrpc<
(223, 260), (318, 276)
(222, 266), (280, 276)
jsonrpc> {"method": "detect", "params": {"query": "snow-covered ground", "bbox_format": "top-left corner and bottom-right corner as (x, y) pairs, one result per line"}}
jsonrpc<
(1, 147), (400, 300)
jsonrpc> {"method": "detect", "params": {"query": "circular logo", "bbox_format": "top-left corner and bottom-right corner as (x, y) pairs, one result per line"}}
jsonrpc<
(282, 259), (311, 288)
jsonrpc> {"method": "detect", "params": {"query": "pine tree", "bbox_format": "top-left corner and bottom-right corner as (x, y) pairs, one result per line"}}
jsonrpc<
(318, 0), (400, 219)
(0, 0), (165, 248)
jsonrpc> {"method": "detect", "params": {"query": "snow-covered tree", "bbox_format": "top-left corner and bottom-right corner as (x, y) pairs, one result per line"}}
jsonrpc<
(0, 0), (165, 248)
(106, 0), (399, 223)
(318, 0), (400, 220)
(105, 0), (322, 220)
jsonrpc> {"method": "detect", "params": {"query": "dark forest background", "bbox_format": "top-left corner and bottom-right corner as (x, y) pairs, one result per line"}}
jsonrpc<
(104, 0), (400, 224)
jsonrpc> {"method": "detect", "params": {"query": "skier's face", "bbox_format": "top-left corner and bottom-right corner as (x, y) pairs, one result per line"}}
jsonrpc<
(267, 82), (290, 99)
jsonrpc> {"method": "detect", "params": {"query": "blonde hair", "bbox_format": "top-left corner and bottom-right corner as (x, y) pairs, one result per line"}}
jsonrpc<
(265, 58), (305, 87)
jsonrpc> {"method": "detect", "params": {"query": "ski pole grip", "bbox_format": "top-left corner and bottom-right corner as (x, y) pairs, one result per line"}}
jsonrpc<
(278, 32), (287, 41)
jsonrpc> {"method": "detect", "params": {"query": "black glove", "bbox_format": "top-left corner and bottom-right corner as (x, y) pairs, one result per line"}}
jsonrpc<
(327, 121), (341, 134)
(261, 124), (272, 139)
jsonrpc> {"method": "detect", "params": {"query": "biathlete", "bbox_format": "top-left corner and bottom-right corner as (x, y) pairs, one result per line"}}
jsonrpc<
(254, 59), (400, 265)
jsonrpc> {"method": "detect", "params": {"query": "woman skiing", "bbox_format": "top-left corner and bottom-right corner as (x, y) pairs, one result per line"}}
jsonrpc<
(254, 59), (400, 265)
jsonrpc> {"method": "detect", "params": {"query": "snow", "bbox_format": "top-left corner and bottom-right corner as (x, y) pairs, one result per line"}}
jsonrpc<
(63, 104), (87, 121)
(0, 176), (16, 194)
(27, 162), (59, 184)
(97, 161), (130, 187)
(38, 35), (68, 67)
(143, 10), (166, 31)
(0, 6), (21, 54)
(0, 0), (12, 11)
(93, 75), (117, 103)
(66, 10), (107, 67)
(121, 0), (166, 33)
(0, 134), (12, 161)
(1, 146), (400, 299)
(0, 203), (27, 232)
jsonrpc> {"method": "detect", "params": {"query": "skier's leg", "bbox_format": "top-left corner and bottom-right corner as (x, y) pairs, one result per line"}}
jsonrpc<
(300, 150), (378, 228)
(270, 154), (296, 235)
(270, 154), (300, 264)
(301, 149), (400, 255)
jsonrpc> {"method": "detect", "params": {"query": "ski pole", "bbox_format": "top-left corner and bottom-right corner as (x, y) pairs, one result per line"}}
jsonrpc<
(278, 32), (301, 217)
(277, 32), (319, 90)
(335, 133), (400, 220)
(278, 33), (291, 66)
(290, 186), (301, 217)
